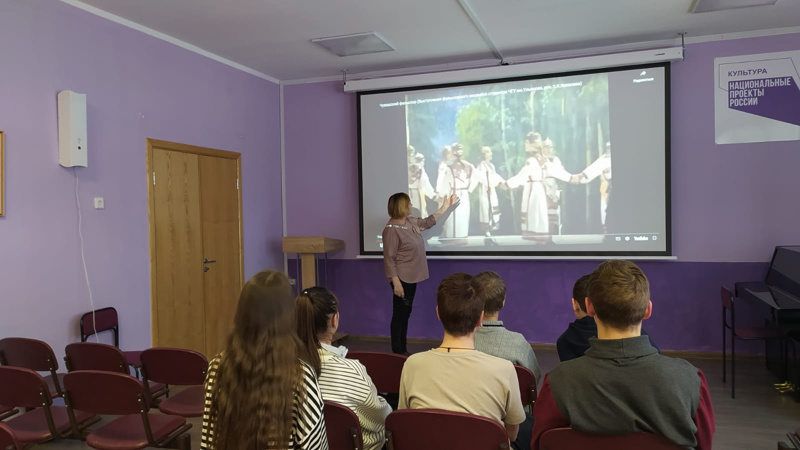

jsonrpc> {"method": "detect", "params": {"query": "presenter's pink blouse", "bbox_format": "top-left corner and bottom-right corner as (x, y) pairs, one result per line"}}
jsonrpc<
(382, 215), (436, 284)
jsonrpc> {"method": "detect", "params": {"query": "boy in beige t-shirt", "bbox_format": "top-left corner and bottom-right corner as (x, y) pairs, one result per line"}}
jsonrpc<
(399, 273), (526, 444)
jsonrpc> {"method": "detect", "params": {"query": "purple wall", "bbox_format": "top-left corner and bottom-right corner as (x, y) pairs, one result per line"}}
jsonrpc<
(284, 34), (800, 352)
(0, 1), (283, 359)
(284, 81), (360, 257)
(671, 34), (800, 263)
(294, 259), (770, 352)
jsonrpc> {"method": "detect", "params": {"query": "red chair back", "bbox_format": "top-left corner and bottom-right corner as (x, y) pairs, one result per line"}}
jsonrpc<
(0, 367), (52, 409)
(539, 427), (681, 450)
(140, 348), (208, 386)
(721, 286), (733, 310)
(0, 423), (22, 450)
(514, 365), (537, 408)
(0, 338), (59, 372)
(80, 307), (120, 344)
(386, 409), (509, 450)
(347, 351), (407, 393)
(324, 401), (363, 450)
(65, 342), (128, 373)
(63, 371), (147, 416)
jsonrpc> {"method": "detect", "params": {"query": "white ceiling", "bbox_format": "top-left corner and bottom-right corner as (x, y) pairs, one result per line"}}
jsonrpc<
(69, 0), (800, 81)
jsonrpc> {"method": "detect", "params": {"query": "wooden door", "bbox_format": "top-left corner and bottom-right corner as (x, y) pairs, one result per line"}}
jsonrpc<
(199, 156), (242, 357)
(151, 149), (206, 354)
(148, 140), (243, 357)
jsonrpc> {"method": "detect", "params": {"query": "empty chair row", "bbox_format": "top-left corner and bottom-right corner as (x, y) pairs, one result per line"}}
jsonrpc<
(0, 366), (191, 449)
(0, 337), (208, 418)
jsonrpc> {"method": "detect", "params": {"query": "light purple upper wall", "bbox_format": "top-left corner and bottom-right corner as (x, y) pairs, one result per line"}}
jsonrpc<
(671, 33), (800, 262)
(285, 33), (800, 263)
(0, 1), (283, 358)
(284, 81), (360, 258)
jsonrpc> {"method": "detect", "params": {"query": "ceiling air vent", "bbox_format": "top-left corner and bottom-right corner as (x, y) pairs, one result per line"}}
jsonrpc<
(312, 32), (394, 57)
(691, 0), (778, 13)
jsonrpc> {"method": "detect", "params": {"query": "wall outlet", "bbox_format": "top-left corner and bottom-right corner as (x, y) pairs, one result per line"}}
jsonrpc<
(94, 197), (104, 209)
(289, 278), (297, 285)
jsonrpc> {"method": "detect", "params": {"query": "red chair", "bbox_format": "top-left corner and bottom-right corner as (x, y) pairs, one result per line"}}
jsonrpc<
(539, 427), (681, 450)
(722, 286), (784, 399)
(347, 351), (407, 394)
(140, 348), (208, 418)
(385, 409), (509, 450)
(0, 405), (18, 421)
(80, 307), (144, 375)
(63, 370), (191, 450)
(0, 337), (66, 399)
(0, 366), (98, 446)
(0, 423), (22, 450)
(514, 364), (537, 409)
(324, 401), (364, 450)
(65, 342), (167, 403)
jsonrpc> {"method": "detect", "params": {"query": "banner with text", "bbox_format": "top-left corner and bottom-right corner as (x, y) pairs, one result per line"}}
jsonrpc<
(715, 50), (800, 144)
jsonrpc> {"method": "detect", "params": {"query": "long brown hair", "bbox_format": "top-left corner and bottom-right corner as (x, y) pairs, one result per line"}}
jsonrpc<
(209, 270), (301, 450)
(296, 286), (339, 375)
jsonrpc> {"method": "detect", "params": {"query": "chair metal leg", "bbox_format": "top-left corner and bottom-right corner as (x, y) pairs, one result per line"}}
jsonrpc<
(177, 433), (190, 450)
(732, 336), (736, 399)
(722, 316), (727, 384)
(386, 431), (395, 450)
(784, 338), (789, 381)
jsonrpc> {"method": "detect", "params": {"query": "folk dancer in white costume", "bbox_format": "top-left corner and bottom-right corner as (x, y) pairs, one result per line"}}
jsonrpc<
(407, 145), (417, 165)
(408, 153), (436, 216)
(476, 146), (505, 236)
(542, 138), (581, 234)
(505, 132), (549, 239)
(579, 141), (612, 227)
(436, 145), (454, 183)
(435, 143), (478, 242)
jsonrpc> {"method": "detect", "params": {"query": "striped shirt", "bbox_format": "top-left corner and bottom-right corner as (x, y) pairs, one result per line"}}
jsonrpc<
(201, 355), (329, 450)
(317, 345), (392, 450)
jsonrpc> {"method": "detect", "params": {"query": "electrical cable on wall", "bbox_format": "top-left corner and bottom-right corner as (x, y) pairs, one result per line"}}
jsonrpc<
(74, 167), (99, 343)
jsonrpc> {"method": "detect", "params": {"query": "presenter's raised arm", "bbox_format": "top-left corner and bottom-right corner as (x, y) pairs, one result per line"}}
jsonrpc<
(432, 194), (459, 222)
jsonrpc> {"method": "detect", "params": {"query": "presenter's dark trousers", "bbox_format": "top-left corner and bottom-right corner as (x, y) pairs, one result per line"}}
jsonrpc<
(390, 279), (416, 354)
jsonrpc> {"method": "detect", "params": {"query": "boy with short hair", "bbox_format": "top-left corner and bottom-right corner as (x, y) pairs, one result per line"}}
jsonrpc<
(532, 260), (714, 450)
(474, 271), (541, 383)
(556, 274), (658, 362)
(399, 273), (526, 445)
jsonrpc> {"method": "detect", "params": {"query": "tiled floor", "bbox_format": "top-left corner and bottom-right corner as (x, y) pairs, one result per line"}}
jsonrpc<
(24, 336), (800, 449)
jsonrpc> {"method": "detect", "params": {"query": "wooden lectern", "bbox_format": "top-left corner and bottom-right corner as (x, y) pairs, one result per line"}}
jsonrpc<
(283, 237), (346, 345)
(282, 237), (344, 290)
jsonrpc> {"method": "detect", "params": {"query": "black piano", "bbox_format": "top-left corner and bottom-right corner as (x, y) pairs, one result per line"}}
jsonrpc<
(736, 246), (800, 316)
(735, 246), (800, 379)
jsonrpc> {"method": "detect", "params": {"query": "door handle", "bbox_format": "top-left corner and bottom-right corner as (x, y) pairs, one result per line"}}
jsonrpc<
(203, 259), (216, 264)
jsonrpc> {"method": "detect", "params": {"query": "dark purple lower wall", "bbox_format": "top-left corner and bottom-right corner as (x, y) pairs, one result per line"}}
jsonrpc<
(292, 259), (770, 353)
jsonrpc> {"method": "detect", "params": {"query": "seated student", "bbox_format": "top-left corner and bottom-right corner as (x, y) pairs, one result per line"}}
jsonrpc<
(532, 260), (715, 450)
(296, 287), (392, 450)
(399, 273), (527, 447)
(201, 270), (328, 450)
(474, 271), (542, 383)
(556, 274), (659, 362)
